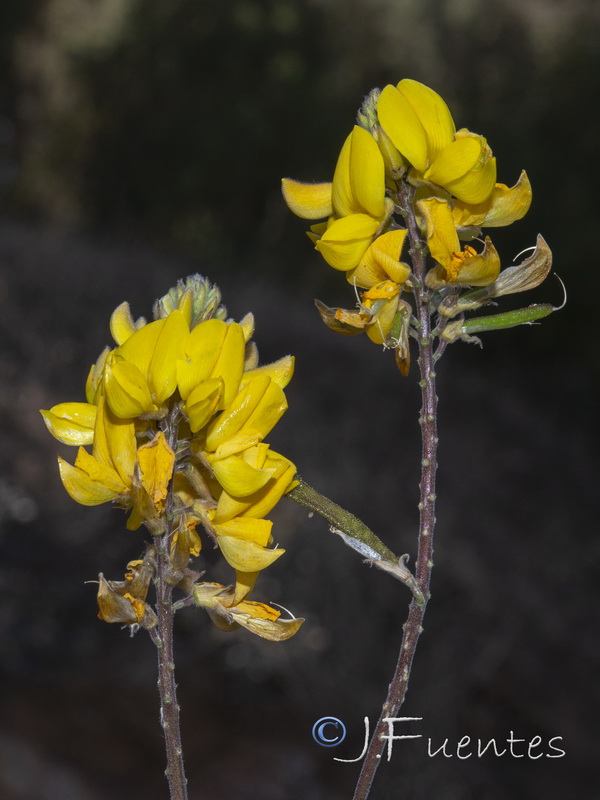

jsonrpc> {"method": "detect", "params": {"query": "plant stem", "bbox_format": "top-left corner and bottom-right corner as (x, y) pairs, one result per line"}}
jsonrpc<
(154, 531), (188, 800)
(351, 183), (439, 800)
(153, 405), (188, 800)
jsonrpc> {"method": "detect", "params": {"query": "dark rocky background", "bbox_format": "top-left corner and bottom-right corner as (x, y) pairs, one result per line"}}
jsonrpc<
(0, 1), (597, 799)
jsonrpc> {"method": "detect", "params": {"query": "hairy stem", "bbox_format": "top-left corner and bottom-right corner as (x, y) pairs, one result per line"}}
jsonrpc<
(154, 536), (188, 800)
(153, 405), (188, 800)
(352, 183), (439, 800)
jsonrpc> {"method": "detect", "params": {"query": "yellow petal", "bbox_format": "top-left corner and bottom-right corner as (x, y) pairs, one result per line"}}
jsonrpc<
(241, 355), (295, 390)
(75, 446), (129, 493)
(331, 131), (355, 217)
(58, 454), (123, 505)
(136, 432), (175, 514)
(40, 402), (97, 446)
(110, 301), (137, 346)
(316, 214), (379, 271)
(211, 454), (276, 497)
(444, 156), (497, 205)
(281, 178), (333, 219)
(148, 309), (189, 404)
(348, 125), (385, 219)
(218, 535), (284, 572)
(232, 570), (259, 606)
(397, 79), (455, 162)
(205, 374), (270, 452)
(424, 136), (481, 187)
(105, 358), (155, 418)
(348, 229), (410, 288)
(418, 196), (460, 270)
(377, 84), (429, 172)
(452, 170), (532, 228)
(210, 322), (245, 408)
(179, 318), (228, 399)
(214, 451), (296, 523)
(117, 318), (166, 379)
(85, 346), (110, 404)
(242, 378), (288, 442)
(91, 396), (136, 486)
(184, 378), (223, 433)
(214, 516), (273, 546)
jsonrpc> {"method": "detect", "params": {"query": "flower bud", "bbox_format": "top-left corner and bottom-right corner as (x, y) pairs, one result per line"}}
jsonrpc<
(153, 274), (228, 329)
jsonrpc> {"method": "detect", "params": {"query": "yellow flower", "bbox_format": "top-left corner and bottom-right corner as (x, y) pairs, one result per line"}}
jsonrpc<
(55, 395), (137, 507)
(418, 197), (500, 287)
(104, 309), (189, 418)
(282, 125), (393, 271)
(377, 79), (497, 204)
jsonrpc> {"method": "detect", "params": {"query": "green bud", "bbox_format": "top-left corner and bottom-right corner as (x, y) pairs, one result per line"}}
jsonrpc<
(442, 303), (555, 343)
(154, 274), (228, 328)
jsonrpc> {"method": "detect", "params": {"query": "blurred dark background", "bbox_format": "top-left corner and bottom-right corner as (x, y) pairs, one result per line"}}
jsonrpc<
(0, 1), (598, 798)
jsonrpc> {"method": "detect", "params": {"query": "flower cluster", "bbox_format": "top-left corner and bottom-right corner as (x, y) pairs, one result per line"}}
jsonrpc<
(283, 79), (552, 368)
(41, 275), (302, 641)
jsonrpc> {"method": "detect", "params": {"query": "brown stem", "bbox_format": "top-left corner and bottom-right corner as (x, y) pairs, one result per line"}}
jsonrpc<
(154, 532), (188, 800)
(153, 407), (188, 800)
(351, 182), (438, 800)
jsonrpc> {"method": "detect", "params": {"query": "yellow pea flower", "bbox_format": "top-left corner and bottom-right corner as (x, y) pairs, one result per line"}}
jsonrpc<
(104, 310), (189, 418)
(283, 125), (393, 271)
(378, 79), (497, 205)
(56, 395), (136, 506)
(418, 197), (500, 287)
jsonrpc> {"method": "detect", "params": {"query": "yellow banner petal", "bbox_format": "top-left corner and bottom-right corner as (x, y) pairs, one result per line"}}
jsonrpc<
(349, 125), (385, 219)
(377, 84), (429, 172)
(331, 131), (355, 218)
(148, 309), (189, 404)
(210, 322), (245, 409)
(117, 317), (166, 379)
(397, 79), (455, 163)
